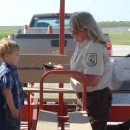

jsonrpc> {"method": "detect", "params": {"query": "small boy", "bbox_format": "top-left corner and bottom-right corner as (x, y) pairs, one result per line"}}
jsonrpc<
(0, 39), (24, 130)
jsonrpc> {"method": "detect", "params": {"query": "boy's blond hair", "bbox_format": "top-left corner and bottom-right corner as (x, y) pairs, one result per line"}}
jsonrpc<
(0, 38), (20, 59)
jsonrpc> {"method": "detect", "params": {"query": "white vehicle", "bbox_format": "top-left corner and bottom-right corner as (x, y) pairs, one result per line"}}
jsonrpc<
(110, 55), (130, 90)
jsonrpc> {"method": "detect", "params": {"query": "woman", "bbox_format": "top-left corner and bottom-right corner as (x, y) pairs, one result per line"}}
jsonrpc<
(44, 12), (130, 130)
(44, 11), (111, 130)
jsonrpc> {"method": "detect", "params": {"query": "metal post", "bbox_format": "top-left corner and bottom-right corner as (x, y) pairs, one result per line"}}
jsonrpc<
(59, 0), (65, 55)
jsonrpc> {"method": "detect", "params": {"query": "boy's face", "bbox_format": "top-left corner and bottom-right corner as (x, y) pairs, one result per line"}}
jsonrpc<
(4, 50), (20, 66)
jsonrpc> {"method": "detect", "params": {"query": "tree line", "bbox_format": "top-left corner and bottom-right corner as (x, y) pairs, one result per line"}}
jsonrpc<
(98, 21), (130, 28)
(0, 21), (130, 28)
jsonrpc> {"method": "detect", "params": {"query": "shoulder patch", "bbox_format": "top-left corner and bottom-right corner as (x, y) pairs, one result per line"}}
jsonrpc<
(87, 53), (97, 67)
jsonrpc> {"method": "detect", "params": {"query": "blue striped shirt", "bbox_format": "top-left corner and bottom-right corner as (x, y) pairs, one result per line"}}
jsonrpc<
(0, 61), (24, 110)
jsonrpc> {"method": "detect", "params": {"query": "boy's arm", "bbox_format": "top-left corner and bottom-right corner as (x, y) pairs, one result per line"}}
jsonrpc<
(4, 88), (19, 118)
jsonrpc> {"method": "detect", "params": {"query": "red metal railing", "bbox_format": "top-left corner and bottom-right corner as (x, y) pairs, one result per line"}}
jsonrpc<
(39, 70), (87, 111)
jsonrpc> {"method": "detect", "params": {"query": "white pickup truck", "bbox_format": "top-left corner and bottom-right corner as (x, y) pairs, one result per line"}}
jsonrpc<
(8, 13), (112, 56)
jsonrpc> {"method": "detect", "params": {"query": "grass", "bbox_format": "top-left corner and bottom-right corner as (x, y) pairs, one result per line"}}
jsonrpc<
(0, 29), (130, 45)
(109, 33), (130, 45)
(0, 29), (17, 40)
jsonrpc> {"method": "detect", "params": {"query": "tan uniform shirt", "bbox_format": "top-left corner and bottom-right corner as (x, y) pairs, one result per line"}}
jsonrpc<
(70, 39), (111, 92)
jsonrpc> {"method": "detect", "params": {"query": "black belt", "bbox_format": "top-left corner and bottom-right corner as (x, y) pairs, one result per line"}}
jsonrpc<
(76, 87), (108, 99)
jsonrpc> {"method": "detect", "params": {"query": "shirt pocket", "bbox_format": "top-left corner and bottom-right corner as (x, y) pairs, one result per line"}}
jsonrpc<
(71, 57), (83, 71)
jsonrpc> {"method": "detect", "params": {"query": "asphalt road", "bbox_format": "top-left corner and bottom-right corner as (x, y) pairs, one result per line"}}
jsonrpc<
(112, 45), (130, 56)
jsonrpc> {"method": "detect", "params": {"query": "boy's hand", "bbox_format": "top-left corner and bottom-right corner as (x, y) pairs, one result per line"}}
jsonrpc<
(10, 108), (19, 118)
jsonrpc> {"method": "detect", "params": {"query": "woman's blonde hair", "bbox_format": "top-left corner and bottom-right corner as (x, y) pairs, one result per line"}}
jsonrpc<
(70, 12), (106, 44)
(0, 38), (20, 59)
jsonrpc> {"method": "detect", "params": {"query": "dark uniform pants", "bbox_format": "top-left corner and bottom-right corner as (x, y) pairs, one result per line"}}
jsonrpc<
(76, 87), (112, 130)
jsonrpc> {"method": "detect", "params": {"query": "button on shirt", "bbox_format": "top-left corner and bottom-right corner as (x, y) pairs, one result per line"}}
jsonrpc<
(70, 39), (111, 92)
(0, 61), (24, 110)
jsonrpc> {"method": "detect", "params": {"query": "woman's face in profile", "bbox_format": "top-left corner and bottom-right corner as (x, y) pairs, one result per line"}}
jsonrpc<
(69, 27), (87, 43)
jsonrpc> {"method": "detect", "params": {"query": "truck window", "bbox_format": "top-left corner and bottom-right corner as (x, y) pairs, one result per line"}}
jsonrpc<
(30, 16), (70, 27)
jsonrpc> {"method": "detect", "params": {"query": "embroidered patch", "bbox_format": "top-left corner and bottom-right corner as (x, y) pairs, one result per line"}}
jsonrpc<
(87, 53), (97, 67)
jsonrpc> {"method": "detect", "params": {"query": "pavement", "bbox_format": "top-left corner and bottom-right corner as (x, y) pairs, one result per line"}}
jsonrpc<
(112, 45), (130, 56)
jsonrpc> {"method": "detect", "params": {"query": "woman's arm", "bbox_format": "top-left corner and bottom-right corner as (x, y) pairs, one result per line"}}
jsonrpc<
(68, 74), (100, 87)
(53, 64), (100, 87)
(45, 63), (100, 87)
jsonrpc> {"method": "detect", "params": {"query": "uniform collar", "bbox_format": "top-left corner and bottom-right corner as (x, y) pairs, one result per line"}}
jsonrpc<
(76, 38), (90, 50)
(2, 61), (17, 71)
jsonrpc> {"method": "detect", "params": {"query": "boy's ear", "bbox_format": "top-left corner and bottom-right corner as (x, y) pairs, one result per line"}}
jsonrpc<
(4, 53), (9, 58)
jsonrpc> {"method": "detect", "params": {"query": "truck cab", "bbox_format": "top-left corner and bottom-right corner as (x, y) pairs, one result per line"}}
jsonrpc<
(29, 13), (70, 28)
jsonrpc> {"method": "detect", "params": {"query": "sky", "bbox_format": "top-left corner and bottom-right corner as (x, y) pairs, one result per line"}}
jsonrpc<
(0, 0), (130, 26)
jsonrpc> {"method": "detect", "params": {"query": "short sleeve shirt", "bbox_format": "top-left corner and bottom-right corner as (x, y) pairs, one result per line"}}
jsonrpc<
(70, 39), (111, 92)
(0, 61), (24, 110)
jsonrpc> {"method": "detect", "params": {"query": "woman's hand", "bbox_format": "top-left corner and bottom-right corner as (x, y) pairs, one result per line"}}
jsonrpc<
(43, 62), (69, 72)
(53, 64), (66, 70)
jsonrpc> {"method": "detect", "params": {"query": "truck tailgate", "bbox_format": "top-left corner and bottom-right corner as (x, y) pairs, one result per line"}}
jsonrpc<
(13, 34), (75, 56)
